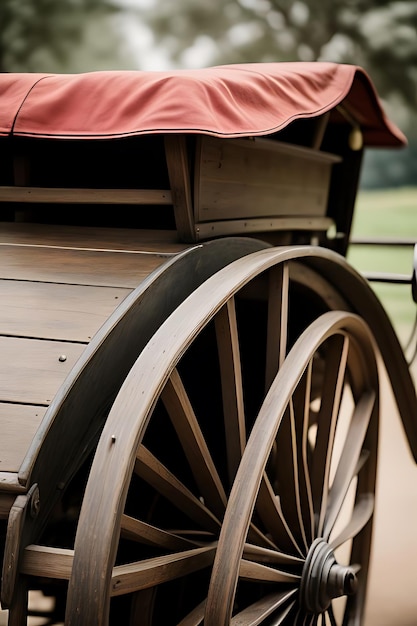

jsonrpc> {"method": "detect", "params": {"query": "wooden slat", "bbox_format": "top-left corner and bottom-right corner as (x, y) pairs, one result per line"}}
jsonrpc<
(0, 280), (130, 342)
(0, 245), (171, 288)
(0, 223), (190, 253)
(0, 186), (172, 205)
(0, 337), (85, 405)
(0, 404), (47, 473)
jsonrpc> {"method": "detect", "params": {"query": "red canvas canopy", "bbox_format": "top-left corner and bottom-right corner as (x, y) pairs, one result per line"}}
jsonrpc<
(0, 62), (406, 147)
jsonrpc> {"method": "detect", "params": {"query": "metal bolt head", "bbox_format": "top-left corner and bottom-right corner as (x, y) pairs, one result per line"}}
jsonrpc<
(29, 485), (40, 519)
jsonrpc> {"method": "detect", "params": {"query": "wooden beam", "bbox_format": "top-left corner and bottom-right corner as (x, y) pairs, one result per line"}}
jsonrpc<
(0, 186), (172, 205)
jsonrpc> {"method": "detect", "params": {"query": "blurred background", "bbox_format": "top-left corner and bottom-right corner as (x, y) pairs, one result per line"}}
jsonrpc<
(1, 2), (417, 624)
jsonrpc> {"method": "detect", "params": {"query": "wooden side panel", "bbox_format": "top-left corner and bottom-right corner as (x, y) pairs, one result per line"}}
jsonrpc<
(194, 136), (340, 223)
(0, 245), (169, 288)
(0, 280), (130, 342)
(0, 223), (188, 253)
(0, 223), (193, 478)
(0, 336), (85, 405)
(0, 404), (47, 473)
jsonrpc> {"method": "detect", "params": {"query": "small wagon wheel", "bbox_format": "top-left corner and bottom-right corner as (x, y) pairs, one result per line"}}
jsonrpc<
(64, 246), (379, 625)
(205, 310), (378, 625)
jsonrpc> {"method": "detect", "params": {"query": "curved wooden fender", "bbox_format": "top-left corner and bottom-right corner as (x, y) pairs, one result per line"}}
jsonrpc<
(299, 249), (417, 462)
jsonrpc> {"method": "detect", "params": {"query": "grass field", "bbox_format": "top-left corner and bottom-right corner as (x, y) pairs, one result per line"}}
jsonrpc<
(347, 186), (417, 349)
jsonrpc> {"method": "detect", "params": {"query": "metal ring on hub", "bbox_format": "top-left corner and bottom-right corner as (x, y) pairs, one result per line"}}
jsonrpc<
(300, 538), (359, 614)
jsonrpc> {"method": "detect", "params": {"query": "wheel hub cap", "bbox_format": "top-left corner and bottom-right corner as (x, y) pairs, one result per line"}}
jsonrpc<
(300, 538), (358, 614)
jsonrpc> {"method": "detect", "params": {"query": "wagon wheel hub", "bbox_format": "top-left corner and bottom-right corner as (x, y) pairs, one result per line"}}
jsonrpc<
(300, 538), (359, 614)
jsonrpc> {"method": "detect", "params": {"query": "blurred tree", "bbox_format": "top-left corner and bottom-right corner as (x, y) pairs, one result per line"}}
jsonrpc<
(136, 0), (417, 108)
(0, 0), (133, 72)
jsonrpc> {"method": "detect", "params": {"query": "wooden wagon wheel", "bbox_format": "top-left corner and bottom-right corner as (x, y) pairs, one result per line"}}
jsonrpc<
(205, 310), (378, 625)
(63, 246), (379, 625)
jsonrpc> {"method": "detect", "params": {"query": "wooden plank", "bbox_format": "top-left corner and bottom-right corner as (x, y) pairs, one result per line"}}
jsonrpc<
(0, 245), (171, 288)
(0, 337), (85, 405)
(0, 223), (189, 253)
(0, 280), (131, 342)
(0, 186), (172, 205)
(195, 216), (334, 241)
(194, 136), (340, 223)
(0, 404), (47, 473)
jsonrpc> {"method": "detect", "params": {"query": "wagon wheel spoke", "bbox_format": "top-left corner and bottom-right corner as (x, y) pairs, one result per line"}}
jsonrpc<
(247, 519), (281, 549)
(135, 445), (221, 532)
(273, 403), (307, 551)
(323, 390), (376, 539)
(328, 604), (338, 626)
(239, 559), (300, 584)
(293, 607), (314, 625)
(215, 297), (246, 486)
(229, 589), (297, 625)
(329, 493), (374, 551)
(310, 334), (349, 537)
(120, 514), (204, 549)
(273, 362), (315, 553)
(110, 545), (216, 597)
(265, 262), (290, 389)
(161, 367), (228, 518)
(256, 472), (304, 555)
(242, 542), (303, 566)
(176, 599), (205, 625)
(294, 362), (315, 545)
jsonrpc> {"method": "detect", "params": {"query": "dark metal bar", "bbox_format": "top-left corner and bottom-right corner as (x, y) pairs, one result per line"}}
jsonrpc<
(350, 237), (416, 247)
(362, 272), (411, 284)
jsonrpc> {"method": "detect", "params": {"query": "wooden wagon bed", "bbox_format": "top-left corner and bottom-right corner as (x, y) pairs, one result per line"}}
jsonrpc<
(0, 223), (190, 479)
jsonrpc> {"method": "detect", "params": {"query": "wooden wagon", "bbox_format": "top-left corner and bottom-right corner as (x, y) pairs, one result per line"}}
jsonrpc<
(0, 62), (416, 625)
